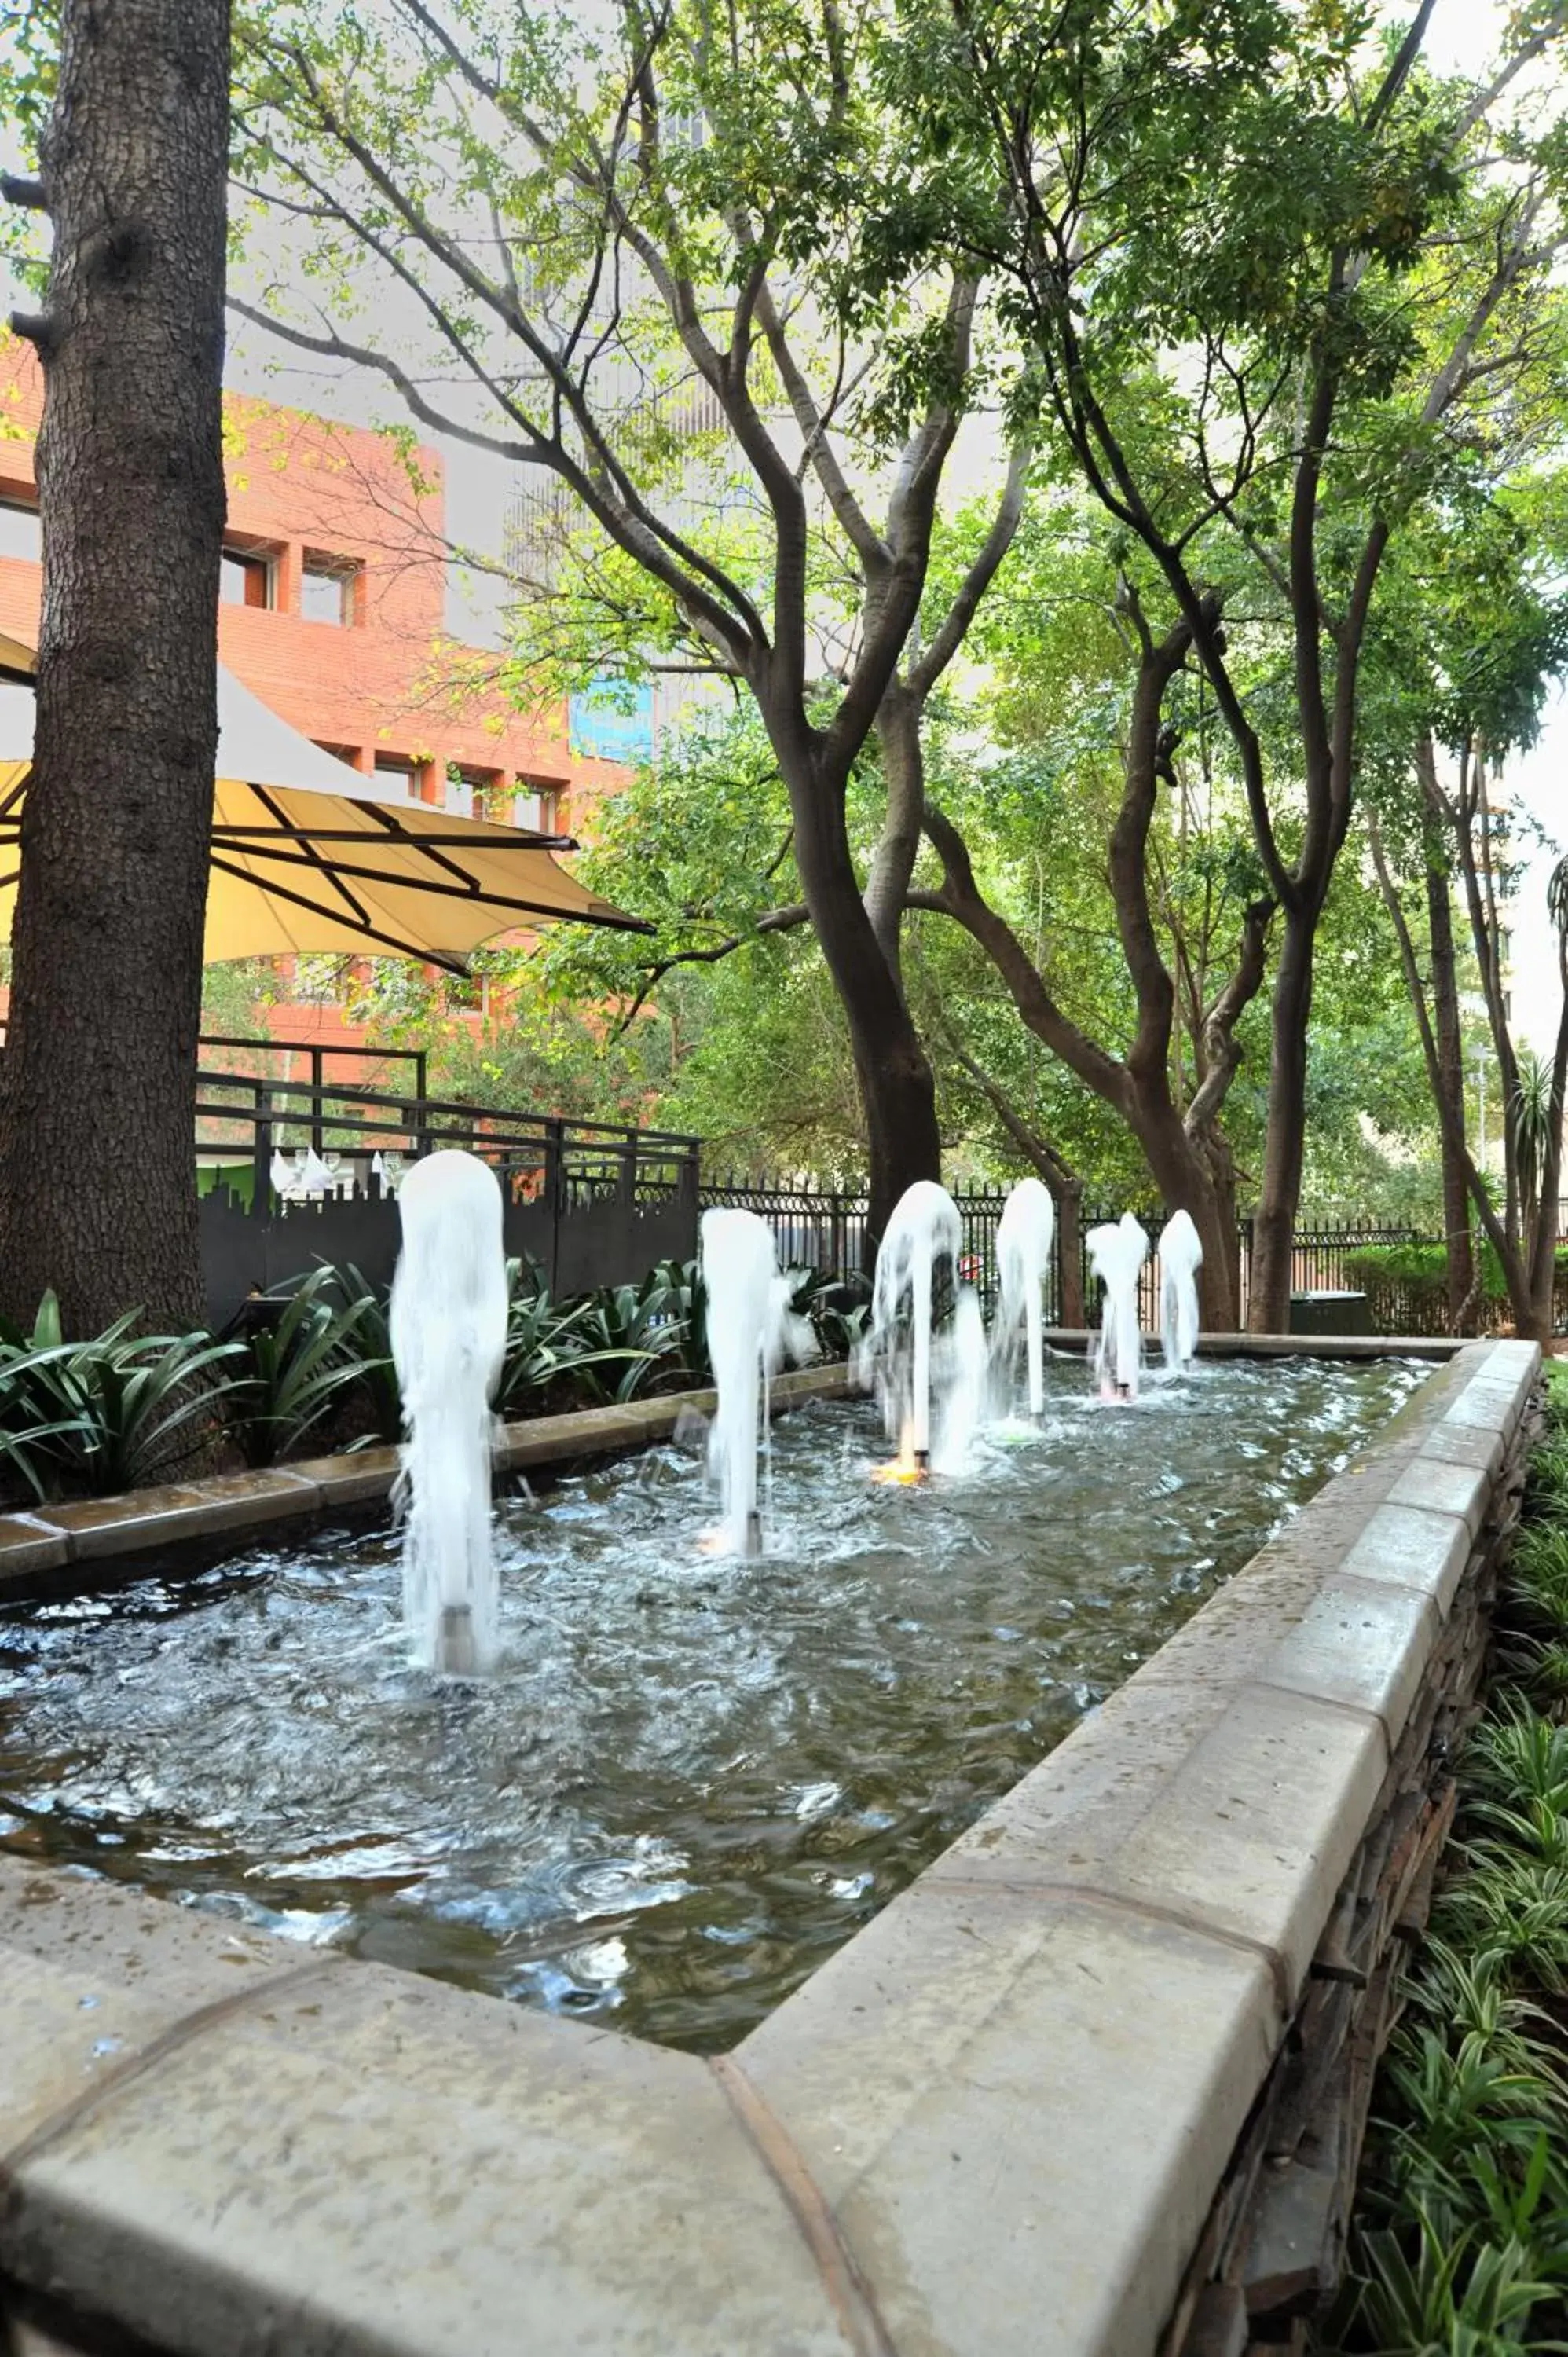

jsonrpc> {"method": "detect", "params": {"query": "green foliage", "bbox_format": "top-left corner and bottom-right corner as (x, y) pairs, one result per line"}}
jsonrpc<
(1323, 1405), (1568, 2355)
(0, 1292), (238, 1501)
(223, 1269), (382, 1469)
(1343, 1245), (1568, 1332)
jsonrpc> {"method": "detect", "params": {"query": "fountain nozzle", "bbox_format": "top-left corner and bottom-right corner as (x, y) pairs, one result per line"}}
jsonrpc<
(743, 1508), (764, 1559)
(436, 1604), (478, 1677)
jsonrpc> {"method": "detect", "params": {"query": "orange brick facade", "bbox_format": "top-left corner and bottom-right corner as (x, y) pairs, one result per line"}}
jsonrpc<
(0, 339), (625, 832)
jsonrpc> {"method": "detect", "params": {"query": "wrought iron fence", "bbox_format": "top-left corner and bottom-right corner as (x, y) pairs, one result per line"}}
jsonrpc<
(700, 1180), (1162, 1325)
(185, 1036), (702, 1326)
(698, 1184), (1568, 1335)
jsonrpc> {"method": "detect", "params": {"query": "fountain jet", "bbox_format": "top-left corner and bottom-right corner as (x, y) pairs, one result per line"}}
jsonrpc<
(390, 1149), (508, 1674)
(1086, 1212), (1149, 1402)
(1158, 1209), (1203, 1373)
(993, 1178), (1056, 1416)
(699, 1207), (810, 1556)
(859, 1180), (962, 1476)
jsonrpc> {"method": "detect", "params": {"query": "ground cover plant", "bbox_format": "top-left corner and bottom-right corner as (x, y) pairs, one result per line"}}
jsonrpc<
(1319, 1363), (1568, 2355)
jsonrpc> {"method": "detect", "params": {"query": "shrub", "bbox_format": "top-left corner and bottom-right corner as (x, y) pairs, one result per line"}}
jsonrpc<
(0, 1292), (239, 1500)
(1341, 1242), (1568, 1336)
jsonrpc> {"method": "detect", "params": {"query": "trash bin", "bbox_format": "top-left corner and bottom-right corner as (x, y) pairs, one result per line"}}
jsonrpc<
(1288, 1290), (1372, 1336)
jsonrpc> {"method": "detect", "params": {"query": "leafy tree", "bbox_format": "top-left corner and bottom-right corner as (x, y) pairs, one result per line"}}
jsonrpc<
(1365, 468), (1568, 1340)
(877, 0), (1568, 1325)
(226, 0), (1040, 1253)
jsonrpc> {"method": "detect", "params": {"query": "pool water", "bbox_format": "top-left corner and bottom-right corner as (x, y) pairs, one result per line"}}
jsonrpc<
(0, 1354), (1422, 2050)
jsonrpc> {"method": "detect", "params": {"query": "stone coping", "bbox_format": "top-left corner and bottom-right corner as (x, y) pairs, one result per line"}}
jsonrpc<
(0, 1337), (1540, 2357)
(1047, 1326), (1462, 1360)
(0, 1360), (855, 1600)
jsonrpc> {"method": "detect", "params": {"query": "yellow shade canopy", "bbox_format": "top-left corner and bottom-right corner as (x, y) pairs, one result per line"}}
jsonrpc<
(0, 641), (647, 973)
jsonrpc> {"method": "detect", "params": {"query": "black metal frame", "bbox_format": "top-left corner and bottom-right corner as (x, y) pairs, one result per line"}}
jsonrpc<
(193, 1045), (702, 1326)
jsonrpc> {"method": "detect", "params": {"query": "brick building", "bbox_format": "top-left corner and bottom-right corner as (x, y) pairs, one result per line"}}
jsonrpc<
(0, 341), (630, 1060)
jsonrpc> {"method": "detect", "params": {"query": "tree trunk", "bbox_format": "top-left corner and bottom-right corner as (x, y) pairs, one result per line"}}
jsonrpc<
(1424, 856), (1475, 1332)
(1248, 905), (1317, 1333)
(866, 682), (925, 988)
(785, 742), (940, 1260)
(1137, 1114), (1243, 1329)
(0, 0), (230, 1337)
(1057, 1181), (1083, 1328)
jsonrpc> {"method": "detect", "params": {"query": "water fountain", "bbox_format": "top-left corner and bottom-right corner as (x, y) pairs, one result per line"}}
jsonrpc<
(860, 1179), (963, 1476)
(699, 1205), (811, 1555)
(1158, 1209), (1203, 1373)
(932, 1284), (988, 1472)
(1086, 1211), (1149, 1402)
(389, 1149), (509, 1674)
(993, 1178), (1057, 1416)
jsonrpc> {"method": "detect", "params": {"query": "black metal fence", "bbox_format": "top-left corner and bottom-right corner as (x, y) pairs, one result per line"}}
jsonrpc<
(698, 1183), (1568, 1334)
(190, 1038), (701, 1329)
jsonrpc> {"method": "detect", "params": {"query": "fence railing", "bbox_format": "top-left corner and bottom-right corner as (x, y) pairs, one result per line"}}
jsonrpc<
(185, 1036), (702, 1327)
(699, 1183), (1568, 1334)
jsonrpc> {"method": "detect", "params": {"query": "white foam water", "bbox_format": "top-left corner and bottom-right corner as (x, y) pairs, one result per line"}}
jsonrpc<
(1158, 1209), (1203, 1373)
(1086, 1212), (1149, 1402)
(699, 1206), (811, 1555)
(993, 1178), (1057, 1416)
(858, 1180), (963, 1467)
(390, 1150), (509, 1673)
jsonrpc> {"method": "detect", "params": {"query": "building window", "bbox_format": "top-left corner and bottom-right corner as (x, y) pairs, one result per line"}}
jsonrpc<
(221, 547), (273, 608)
(373, 754), (418, 793)
(515, 780), (565, 833)
(301, 555), (361, 625)
(313, 740), (361, 768)
(0, 497), (40, 563)
(448, 764), (503, 820)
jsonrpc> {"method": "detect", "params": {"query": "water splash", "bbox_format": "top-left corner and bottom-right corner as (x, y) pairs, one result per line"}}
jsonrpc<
(933, 1285), (988, 1473)
(1158, 1210), (1203, 1373)
(1087, 1212), (1149, 1402)
(390, 1150), (508, 1673)
(698, 1206), (811, 1556)
(857, 1180), (962, 1475)
(992, 1178), (1056, 1416)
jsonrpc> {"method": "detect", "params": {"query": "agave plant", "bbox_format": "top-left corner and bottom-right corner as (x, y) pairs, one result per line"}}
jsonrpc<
(224, 1269), (380, 1468)
(0, 1291), (240, 1500)
(1345, 2209), (1568, 2355)
(1509, 1046), (1558, 1236)
(493, 1258), (658, 1418)
(324, 1265), (401, 1446)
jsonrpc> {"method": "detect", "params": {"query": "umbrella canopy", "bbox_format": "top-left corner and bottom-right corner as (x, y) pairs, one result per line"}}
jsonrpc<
(0, 640), (647, 973)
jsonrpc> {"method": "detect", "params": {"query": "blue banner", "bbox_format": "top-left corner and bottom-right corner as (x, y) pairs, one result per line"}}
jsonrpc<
(568, 679), (654, 764)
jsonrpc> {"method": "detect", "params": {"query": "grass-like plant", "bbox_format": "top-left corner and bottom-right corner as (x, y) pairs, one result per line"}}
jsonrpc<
(1320, 1373), (1568, 2355)
(0, 1290), (240, 1499)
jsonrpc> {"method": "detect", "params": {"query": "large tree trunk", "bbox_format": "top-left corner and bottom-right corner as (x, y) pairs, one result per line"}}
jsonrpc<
(1425, 855), (1475, 1332)
(0, 0), (229, 1337)
(866, 683), (925, 988)
(1248, 907), (1317, 1333)
(786, 743), (940, 1258)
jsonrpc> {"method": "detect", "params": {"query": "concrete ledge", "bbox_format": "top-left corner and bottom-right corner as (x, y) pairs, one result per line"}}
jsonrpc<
(1046, 1329), (1464, 1361)
(0, 1365), (855, 1600)
(0, 1338), (1541, 2357)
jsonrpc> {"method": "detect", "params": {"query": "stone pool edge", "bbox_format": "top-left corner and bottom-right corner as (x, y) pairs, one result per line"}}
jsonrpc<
(0, 1360), (856, 1599)
(0, 1337), (1535, 2357)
